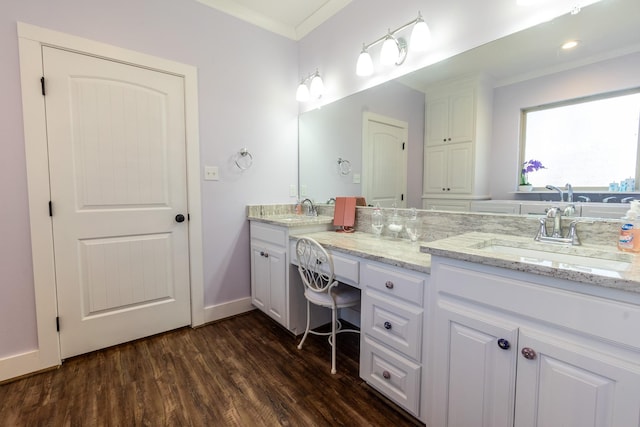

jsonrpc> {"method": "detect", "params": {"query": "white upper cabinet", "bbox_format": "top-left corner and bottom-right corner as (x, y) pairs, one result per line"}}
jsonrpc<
(423, 76), (493, 203)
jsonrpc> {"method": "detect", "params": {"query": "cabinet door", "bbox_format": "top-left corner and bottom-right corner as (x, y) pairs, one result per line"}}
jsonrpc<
(447, 142), (473, 193)
(515, 330), (640, 427)
(448, 89), (475, 144)
(423, 145), (448, 193)
(425, 96), (449, 146)
(250, 243), (269, 311)
(267, 246), (287, 323)
(431, 303), (518, 427)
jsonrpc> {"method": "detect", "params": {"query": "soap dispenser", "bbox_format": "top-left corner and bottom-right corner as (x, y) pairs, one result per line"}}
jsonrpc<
(371, 203), (384, 237)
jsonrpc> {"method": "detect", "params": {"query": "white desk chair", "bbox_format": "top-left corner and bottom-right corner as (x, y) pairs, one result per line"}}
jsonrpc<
(295, 237), (360, 374)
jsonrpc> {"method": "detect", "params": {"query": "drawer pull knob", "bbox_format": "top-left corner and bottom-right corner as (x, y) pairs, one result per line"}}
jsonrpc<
(259, 251), (265, 257)
(382, 370), (391, 380)
(384, 321), (392, 330)
(385, 281), (394, 289)
(497, 339), (510, 350)
(521, 347), (537, 360)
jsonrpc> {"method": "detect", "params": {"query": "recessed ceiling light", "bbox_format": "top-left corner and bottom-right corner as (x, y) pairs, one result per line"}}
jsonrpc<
(561, 40), (580, 50)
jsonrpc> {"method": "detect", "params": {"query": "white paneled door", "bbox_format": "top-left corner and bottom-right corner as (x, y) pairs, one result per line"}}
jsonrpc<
(362, 113), (408, 208)
(43, 46), (191, 358)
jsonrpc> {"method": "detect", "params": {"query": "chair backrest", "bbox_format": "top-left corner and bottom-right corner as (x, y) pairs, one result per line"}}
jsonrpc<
(295, 237), (336, 294)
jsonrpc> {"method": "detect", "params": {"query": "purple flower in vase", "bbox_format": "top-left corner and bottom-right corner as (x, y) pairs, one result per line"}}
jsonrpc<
(521, 159), (545, 185)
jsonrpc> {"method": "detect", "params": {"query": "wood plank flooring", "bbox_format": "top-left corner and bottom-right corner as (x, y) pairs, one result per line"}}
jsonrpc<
(0, 310), (424, 426)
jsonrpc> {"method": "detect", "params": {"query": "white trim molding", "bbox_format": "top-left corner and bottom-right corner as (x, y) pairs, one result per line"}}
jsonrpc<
(203, 298), (255, 324)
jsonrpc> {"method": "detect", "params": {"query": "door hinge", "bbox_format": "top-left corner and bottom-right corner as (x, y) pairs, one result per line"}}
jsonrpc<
(41, 77), (46, 96)
(402, 142), (405, 150)
(401, 194), (404, 201)
(49, 201), (53, 217)
(56, 316), (60, 332)
(187, 213), (190, 221)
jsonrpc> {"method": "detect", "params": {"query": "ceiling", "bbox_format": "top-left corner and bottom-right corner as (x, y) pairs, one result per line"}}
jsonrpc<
(194, 0), (351, 40)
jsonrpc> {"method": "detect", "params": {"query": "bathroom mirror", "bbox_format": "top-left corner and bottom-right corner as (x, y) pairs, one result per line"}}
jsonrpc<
(298, 0), (640, 209)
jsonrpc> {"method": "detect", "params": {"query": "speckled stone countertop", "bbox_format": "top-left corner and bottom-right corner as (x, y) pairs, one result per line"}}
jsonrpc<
(247, 214), (334, 227)
(289, 231), (431, 274)
(420, 232), (640, 294)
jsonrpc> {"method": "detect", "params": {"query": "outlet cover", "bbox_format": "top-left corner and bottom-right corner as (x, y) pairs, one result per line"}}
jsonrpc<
(204, 166), (220, 181)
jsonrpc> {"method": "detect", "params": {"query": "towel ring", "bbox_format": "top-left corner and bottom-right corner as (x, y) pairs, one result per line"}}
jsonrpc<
(234, 148), (253, 170)
(337, 158), (351, 176)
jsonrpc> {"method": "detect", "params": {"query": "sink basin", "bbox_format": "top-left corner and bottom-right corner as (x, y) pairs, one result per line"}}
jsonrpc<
(472, 239), (634, 277)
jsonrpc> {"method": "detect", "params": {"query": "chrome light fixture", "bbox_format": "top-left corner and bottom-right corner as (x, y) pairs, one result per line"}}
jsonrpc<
(296, 69), (324, 102)
(356, 11), (431, 77)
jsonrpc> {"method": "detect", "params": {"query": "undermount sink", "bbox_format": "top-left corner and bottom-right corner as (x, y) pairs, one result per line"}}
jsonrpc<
(472, 239), (634, 276)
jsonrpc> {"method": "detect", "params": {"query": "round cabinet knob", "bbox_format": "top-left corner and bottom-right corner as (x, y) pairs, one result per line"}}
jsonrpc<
(443, 138), (447, 142)
(384, 321), (392, 330)
(175, 214), (186, 223)
(447, 137), (452, 141)
(521, 347), (537, 360)
(497, 339), (510, 350)
(385, 281), (394, 289)
(382, 370), (391, 380)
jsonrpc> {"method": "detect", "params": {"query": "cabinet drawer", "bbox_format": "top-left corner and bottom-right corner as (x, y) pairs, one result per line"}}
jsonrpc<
(362, 262), (424, 304)
(360, 336), (421, 416)
(363, 289), (423, 360)
(290, 240), (360, 286)
(251, 222), (287, 246)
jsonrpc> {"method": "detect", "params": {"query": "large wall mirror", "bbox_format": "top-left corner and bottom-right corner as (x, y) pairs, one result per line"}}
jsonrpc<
(298, 0), (640, 211)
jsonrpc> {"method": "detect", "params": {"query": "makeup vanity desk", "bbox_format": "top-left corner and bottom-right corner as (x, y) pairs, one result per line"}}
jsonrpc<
(248, 215), (430, 420)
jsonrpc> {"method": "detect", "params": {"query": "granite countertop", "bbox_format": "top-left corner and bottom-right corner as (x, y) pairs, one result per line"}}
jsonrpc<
(289, 230), (431, 274)
(420, 232), (640, 294)
(248, 214), (334, 227)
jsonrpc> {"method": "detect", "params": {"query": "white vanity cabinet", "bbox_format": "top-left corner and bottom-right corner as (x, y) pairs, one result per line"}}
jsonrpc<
(250, 220), (331, 334)
(422, 76), (492, 209)
(359, 260), (428, 418)
(250, 222), (288, 326)
(426, 257), (640, 427)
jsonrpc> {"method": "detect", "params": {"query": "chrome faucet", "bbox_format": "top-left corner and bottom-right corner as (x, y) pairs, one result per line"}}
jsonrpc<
(577, 195), (591, 202)
(300, 198), (317, 216)
(548, 207), (563, 238)
(602, 196), (617, 203)
(565, 183), (573, 202)
(545, 185), (564, 202)
(622, 197), (636, 203)
(535, 207), (581, 245)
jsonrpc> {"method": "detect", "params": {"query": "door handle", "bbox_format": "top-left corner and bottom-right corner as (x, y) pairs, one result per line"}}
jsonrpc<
(175, 214), (186, 223)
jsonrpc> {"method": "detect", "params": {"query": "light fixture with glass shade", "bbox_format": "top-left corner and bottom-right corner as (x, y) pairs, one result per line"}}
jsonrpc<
(296, 69), (324, 102)
(356, 11), (431, 77)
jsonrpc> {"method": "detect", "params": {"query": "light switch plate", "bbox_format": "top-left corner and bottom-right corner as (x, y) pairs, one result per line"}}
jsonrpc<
(289, 184), (297, 197)
(204, 166), (220, 181)
(353, 173), (361, 184)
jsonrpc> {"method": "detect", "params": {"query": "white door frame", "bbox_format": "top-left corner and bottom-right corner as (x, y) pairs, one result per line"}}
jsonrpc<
(6, 22), (204, 380)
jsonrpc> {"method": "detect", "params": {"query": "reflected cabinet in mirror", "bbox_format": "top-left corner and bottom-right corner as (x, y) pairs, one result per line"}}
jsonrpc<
(298, 0), (640, 214)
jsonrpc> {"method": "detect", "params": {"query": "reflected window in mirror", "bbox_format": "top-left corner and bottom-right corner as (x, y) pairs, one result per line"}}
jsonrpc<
(521, 89), (640, 189)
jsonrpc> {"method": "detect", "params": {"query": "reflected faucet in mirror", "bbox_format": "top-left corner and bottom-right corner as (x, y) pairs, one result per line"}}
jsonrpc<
(301, 198), (317, 216)
(545, 185), (564, 202)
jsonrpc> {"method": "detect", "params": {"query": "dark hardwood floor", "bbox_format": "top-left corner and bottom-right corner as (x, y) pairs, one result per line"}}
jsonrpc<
(0, 310), (423, 426)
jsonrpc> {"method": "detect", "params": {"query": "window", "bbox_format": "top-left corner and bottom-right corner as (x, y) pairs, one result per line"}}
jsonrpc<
(521, 90), (640, 189)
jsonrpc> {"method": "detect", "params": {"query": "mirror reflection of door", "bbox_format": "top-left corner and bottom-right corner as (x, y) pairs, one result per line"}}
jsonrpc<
(362, 112), (408, 208)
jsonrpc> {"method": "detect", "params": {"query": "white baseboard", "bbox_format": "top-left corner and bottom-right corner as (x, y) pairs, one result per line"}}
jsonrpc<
(202, 297), (255, 324)
(0, 349), (59, 383)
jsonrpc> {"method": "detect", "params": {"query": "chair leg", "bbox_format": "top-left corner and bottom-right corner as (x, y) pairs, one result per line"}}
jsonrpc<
(298, 300), (311, 350)
(331, 307), (337, 374)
